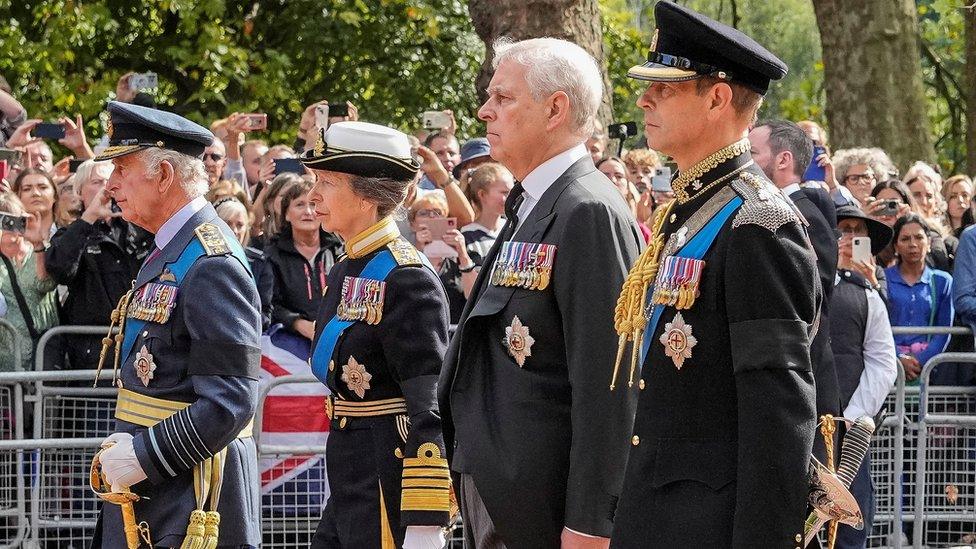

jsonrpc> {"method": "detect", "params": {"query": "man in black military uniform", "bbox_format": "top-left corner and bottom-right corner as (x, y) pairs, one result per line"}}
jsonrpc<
(610, 3), (820, 548)
(90, 101), (261, 548)
(439, 38), (642, 548)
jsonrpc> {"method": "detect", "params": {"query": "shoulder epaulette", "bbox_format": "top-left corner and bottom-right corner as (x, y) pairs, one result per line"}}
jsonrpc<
(730, 172), (798, 233)
(387, 237), (423, 266)
(194, 222), (230, 256)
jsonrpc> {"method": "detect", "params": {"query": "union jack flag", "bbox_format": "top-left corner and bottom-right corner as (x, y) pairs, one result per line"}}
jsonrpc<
(258, 326), (330, 517)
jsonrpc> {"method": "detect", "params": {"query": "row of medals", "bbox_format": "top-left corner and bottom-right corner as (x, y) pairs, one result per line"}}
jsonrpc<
(491, 263), (552, 291)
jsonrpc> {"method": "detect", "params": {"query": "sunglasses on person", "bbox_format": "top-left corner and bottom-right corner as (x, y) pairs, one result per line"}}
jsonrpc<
(204, 153), (225, 161)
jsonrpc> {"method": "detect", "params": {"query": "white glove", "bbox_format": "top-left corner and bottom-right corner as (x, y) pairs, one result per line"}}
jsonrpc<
(99, 432), (148, 491)
(402, 525), (447, 549)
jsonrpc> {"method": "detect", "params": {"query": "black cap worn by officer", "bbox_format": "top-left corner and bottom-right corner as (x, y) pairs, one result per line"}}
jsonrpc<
(628, 0), (787, 94)
(611, 3), (823, 549)
(95, 100), (213, 161)
(90, 99), (263, 548)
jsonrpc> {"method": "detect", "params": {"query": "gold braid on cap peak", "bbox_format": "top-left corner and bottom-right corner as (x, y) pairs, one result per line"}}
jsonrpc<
(611, 200), (675, 390)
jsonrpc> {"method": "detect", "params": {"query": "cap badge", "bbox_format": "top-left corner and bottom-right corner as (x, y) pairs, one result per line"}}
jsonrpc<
(341, 355), (372, 398)
(650, 29), (659, 52)
(503, 315), (535, 367)
(660, 312), (697, 370)
(134, 345), (157, 387)
(314, 129), (326, 157)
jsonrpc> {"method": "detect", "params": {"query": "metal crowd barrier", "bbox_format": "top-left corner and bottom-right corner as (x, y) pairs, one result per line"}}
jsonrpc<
(2, 324), (975, 548)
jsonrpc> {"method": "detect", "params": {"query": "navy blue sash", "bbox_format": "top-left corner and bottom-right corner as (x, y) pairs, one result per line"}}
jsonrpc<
(639, 196), (743, 363)
(120, 232), (251, 366)
(310, 249), (399, 384)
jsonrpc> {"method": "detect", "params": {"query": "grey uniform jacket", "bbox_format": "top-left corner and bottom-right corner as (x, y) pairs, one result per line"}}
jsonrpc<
(94, 204), (262, 548)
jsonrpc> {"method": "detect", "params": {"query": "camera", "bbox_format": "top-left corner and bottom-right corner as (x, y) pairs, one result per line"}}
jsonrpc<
(607, 122), (638, 141)
(0, 212), (27, 234)
(243, 113), (267, 131)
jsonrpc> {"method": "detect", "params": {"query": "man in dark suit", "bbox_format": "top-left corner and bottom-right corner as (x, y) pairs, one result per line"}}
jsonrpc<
(750, 118), (842, 458)
(609, 4), (820, 548)
(439, 37), (643, 549)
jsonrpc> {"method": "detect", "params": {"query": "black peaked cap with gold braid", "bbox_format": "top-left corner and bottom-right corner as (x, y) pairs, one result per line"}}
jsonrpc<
(95, 100), (214, 161)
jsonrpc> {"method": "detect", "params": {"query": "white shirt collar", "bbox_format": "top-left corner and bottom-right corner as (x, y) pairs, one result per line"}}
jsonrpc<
(154, 196), (208, 251)
(520, 143), (588, 201)
(782, 182), (802, 197)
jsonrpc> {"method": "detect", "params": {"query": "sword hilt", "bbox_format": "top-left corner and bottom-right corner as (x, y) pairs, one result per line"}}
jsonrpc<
(835, 416), (875, 487)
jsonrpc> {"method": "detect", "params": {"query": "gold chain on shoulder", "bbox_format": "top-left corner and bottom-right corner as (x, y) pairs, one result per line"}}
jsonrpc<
(672, 139), (751, 203)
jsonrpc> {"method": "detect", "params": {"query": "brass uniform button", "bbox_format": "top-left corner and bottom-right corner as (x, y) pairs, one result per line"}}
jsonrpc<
(670, 214), (677, 223)
(631, 435), (640, 446)
(328, 360), (335, 371)
(339, 417), (347, 429)
(795, 534), (802, 542)
(394, 448), (404, 458)
(638, 379), (646, 390)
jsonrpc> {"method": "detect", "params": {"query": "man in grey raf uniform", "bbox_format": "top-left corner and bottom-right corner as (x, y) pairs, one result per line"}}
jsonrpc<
(90, 101), (261, 548)
(610, 3), (820, 548)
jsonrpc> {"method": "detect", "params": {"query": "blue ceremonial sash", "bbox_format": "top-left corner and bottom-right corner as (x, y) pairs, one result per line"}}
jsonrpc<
(120, 233), (251, 366)
(310, 249), (399, 384)
(639, 196), (743, 364)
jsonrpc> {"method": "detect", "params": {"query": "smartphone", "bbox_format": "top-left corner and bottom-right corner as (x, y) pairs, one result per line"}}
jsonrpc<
(803, 145), (827, 182)
(425, 217), (457, 242)
(607, 122), (639, 140)
(68, 158), (84, 173)
(422, 111), (451, 130)
(34, 122), (66, 140)
(243, 113), (267, 131)
(0, 148), (22, 165)
(273, 157), (305, 176)
(329, 102), (349, 118)
(129, 72), (158, 91)
(314, 105), (330, 133)
(878, 199), (900, 217)
(421, 217), (458, 259)
(852, 236), (872, 264)
(651, 167), (673, 192)
(0, 212), (27, 233)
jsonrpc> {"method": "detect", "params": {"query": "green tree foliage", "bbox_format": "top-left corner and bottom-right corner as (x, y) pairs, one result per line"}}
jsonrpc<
(0, 0), (483, 147)
(917, 0), (967, 172)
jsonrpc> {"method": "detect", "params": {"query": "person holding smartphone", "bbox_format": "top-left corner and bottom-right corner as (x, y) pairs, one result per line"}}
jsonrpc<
(0, 192), (57, 372)
(409, 193), (470, 322)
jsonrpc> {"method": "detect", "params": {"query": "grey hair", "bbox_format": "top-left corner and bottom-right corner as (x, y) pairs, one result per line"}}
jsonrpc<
(832, 147), (896, 183)
(492, 37), (603, 135)
(140, 148), (209, 198)
(348, 174), (411, 219)
(72, 159), (114, 200)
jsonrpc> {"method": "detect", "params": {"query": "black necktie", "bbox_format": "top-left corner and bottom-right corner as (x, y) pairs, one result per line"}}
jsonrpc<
(500, 181), (525, 241)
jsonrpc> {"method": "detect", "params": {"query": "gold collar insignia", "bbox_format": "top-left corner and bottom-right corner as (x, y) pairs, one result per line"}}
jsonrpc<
(672, 139), (751, 204)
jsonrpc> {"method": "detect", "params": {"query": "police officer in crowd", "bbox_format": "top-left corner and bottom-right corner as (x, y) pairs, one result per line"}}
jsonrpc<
(91, 101), (261, 548)
(45, 159), (154, 371)
(610, 3), (820, 547)
(304, 122), (452, 549)
(440, 38), (643, 548)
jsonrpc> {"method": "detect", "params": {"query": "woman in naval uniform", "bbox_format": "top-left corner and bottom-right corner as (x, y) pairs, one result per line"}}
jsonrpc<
(303, 121), (452, 549)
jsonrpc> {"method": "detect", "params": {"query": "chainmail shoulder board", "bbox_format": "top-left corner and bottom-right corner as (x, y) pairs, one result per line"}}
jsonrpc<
(730, 172), (798, 233)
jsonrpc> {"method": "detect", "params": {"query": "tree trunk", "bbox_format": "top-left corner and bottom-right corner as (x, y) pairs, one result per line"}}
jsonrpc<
(966, 4), (976, 173)
(812, 0), (934, 170)
(468, 0), (613, 128)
